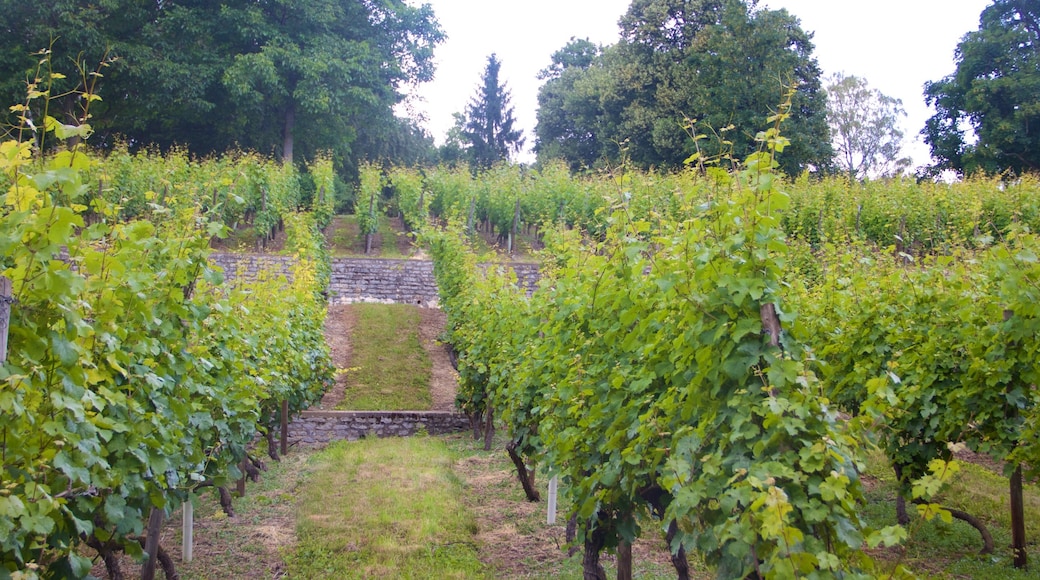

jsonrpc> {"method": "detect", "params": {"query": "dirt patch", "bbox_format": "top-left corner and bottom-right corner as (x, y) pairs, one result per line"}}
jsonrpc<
(318, 304), (357, 409)
(210, 221), (287, 253)
(451, 440), (689, 577)
(388, 215), (417, 257)
(418, 307), (458, 412)
(88, 451), (313, 580)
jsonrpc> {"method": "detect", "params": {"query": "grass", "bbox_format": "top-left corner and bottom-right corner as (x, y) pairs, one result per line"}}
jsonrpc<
(859, 449), (1040, 578)
(441, 432), (710, 579)
(335, 303), (432, 411)
(285, 436), (486, 579)
(326, 214), (413, 258)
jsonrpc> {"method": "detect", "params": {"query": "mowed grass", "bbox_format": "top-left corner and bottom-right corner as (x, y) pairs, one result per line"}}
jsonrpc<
(859, 449), (1040, 578)
(326, 214), (412, 258)
(336, 303), (432, 411)
(286, 436), (486, 579)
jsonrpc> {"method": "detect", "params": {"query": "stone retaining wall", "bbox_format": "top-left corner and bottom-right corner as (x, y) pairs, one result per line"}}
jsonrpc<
(209, 252), (541, 305)
(329, 258), (439, 306)
(288, 410), (471, 446)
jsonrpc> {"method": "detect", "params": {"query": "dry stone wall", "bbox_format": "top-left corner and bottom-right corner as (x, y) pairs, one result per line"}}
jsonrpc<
(211, 251), (537, 444)
(288, 410), (471, 446)
(209, 252), (541, 305)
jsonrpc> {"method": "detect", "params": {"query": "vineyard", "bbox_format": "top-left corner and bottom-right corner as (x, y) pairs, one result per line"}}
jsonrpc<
(4, 78), (1040, 579)
(416, 117), (1040, 576)
(0, 79), (336, 578)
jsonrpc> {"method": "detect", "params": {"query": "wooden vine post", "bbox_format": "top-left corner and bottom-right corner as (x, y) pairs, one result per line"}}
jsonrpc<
(1004, 309), (1027, 570)
(237, 458), (248, 497)
(141, 507), (165, 580)
(365, 190), (376, 255)
(280, 399), (289, 456)
(0, 276), (11, 364)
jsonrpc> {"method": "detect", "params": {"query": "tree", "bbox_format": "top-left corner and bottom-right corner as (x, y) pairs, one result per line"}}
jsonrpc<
(534, 0), (832, 174)
(534, 38), (607, 170)
(462, 54), (524, 170)
(923, 0), (1040, 175)
(0, 0), (444, 169)
(826, 73), (909, 180)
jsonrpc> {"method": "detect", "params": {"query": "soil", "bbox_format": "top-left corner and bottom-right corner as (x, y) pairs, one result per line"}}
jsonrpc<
(388, 215), (418, 257)
(317, 303), (457, 411)
(316, 304), (358, 410)
(323, 214), (419, 257)
(451, 444), (688, 577)
(210, 220), (287, 253)
(87, 452), (310, 580)
(417, 307), (457, 411)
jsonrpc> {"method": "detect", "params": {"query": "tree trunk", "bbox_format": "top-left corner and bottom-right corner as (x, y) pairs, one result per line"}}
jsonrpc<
(665, 520), (691, 580)
(566, 514), (580, 557)
(893, 464), (910, 526)
(483, 406), (495, 451)
(282, 103), (295, 165)
(86, 536), (125, 580)
(616, 540), (632, 580)
(506, 439), (540, 501)
(218, 486), (235, 517)
(266, 430), (280, 462)
(582, 519), (608, 580)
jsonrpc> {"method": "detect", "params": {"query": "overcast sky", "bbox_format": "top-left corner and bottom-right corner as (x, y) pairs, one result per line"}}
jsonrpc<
(408, 0), (992, 168)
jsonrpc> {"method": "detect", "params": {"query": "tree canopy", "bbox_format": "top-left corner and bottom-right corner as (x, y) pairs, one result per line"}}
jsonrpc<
(0, 0), (444, 168)
(462, 54), (524, 170)
(535, 0), (832, 174)
(923, 0), (1040, 176)
(826, 73), (909, 180)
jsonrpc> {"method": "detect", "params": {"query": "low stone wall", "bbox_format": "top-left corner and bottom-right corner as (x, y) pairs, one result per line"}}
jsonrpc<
(288, 410), (471, 446)
(329, 258), (439, 306)
(209, 252), (295, 282)
(210, 252), (542, 304)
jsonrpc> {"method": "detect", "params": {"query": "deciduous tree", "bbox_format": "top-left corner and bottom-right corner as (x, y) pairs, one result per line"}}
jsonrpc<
(923, 0), (1040, 175)
(0, 0), (444, 169)
(534, 0), (832, 175)
(826, 73), (909, 180)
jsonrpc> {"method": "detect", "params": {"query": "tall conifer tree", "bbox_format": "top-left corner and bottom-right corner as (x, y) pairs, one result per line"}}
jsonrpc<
(462, 54), (524, 170)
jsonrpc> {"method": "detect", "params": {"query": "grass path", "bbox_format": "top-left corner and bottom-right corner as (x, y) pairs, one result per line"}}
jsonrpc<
(286, 437), (486, 579)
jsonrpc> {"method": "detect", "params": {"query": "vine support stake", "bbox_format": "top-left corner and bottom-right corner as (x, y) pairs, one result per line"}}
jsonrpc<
(760, 303), (781, 348)
(141, 507), (164, 580)
(1005, 308), (1027, 570)
(1, 276), (10, 364)
(547, 475), (558, 525)
(280, 399), (289, 456)
(237, 458), (247, 497)
(182, 497), (194, 564)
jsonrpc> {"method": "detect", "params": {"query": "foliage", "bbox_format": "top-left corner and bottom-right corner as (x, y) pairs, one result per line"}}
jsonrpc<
(306, 153), (337, 230)
(387, 165), (427, 232)
(0, 76), (331, 577)
(462, 54), (525, 171)
(923, 0), (1040, 175)
(428, 108), (902, 577)
(0, 0), (444, 170)
(534, 38), (606, 171)
(356, 162), (382, 241)
(825, 73), (910, 180)
(534, 0), (833, 175)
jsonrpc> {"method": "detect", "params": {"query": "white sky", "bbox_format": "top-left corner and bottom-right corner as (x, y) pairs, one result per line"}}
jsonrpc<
(409, 0), (992, 169)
